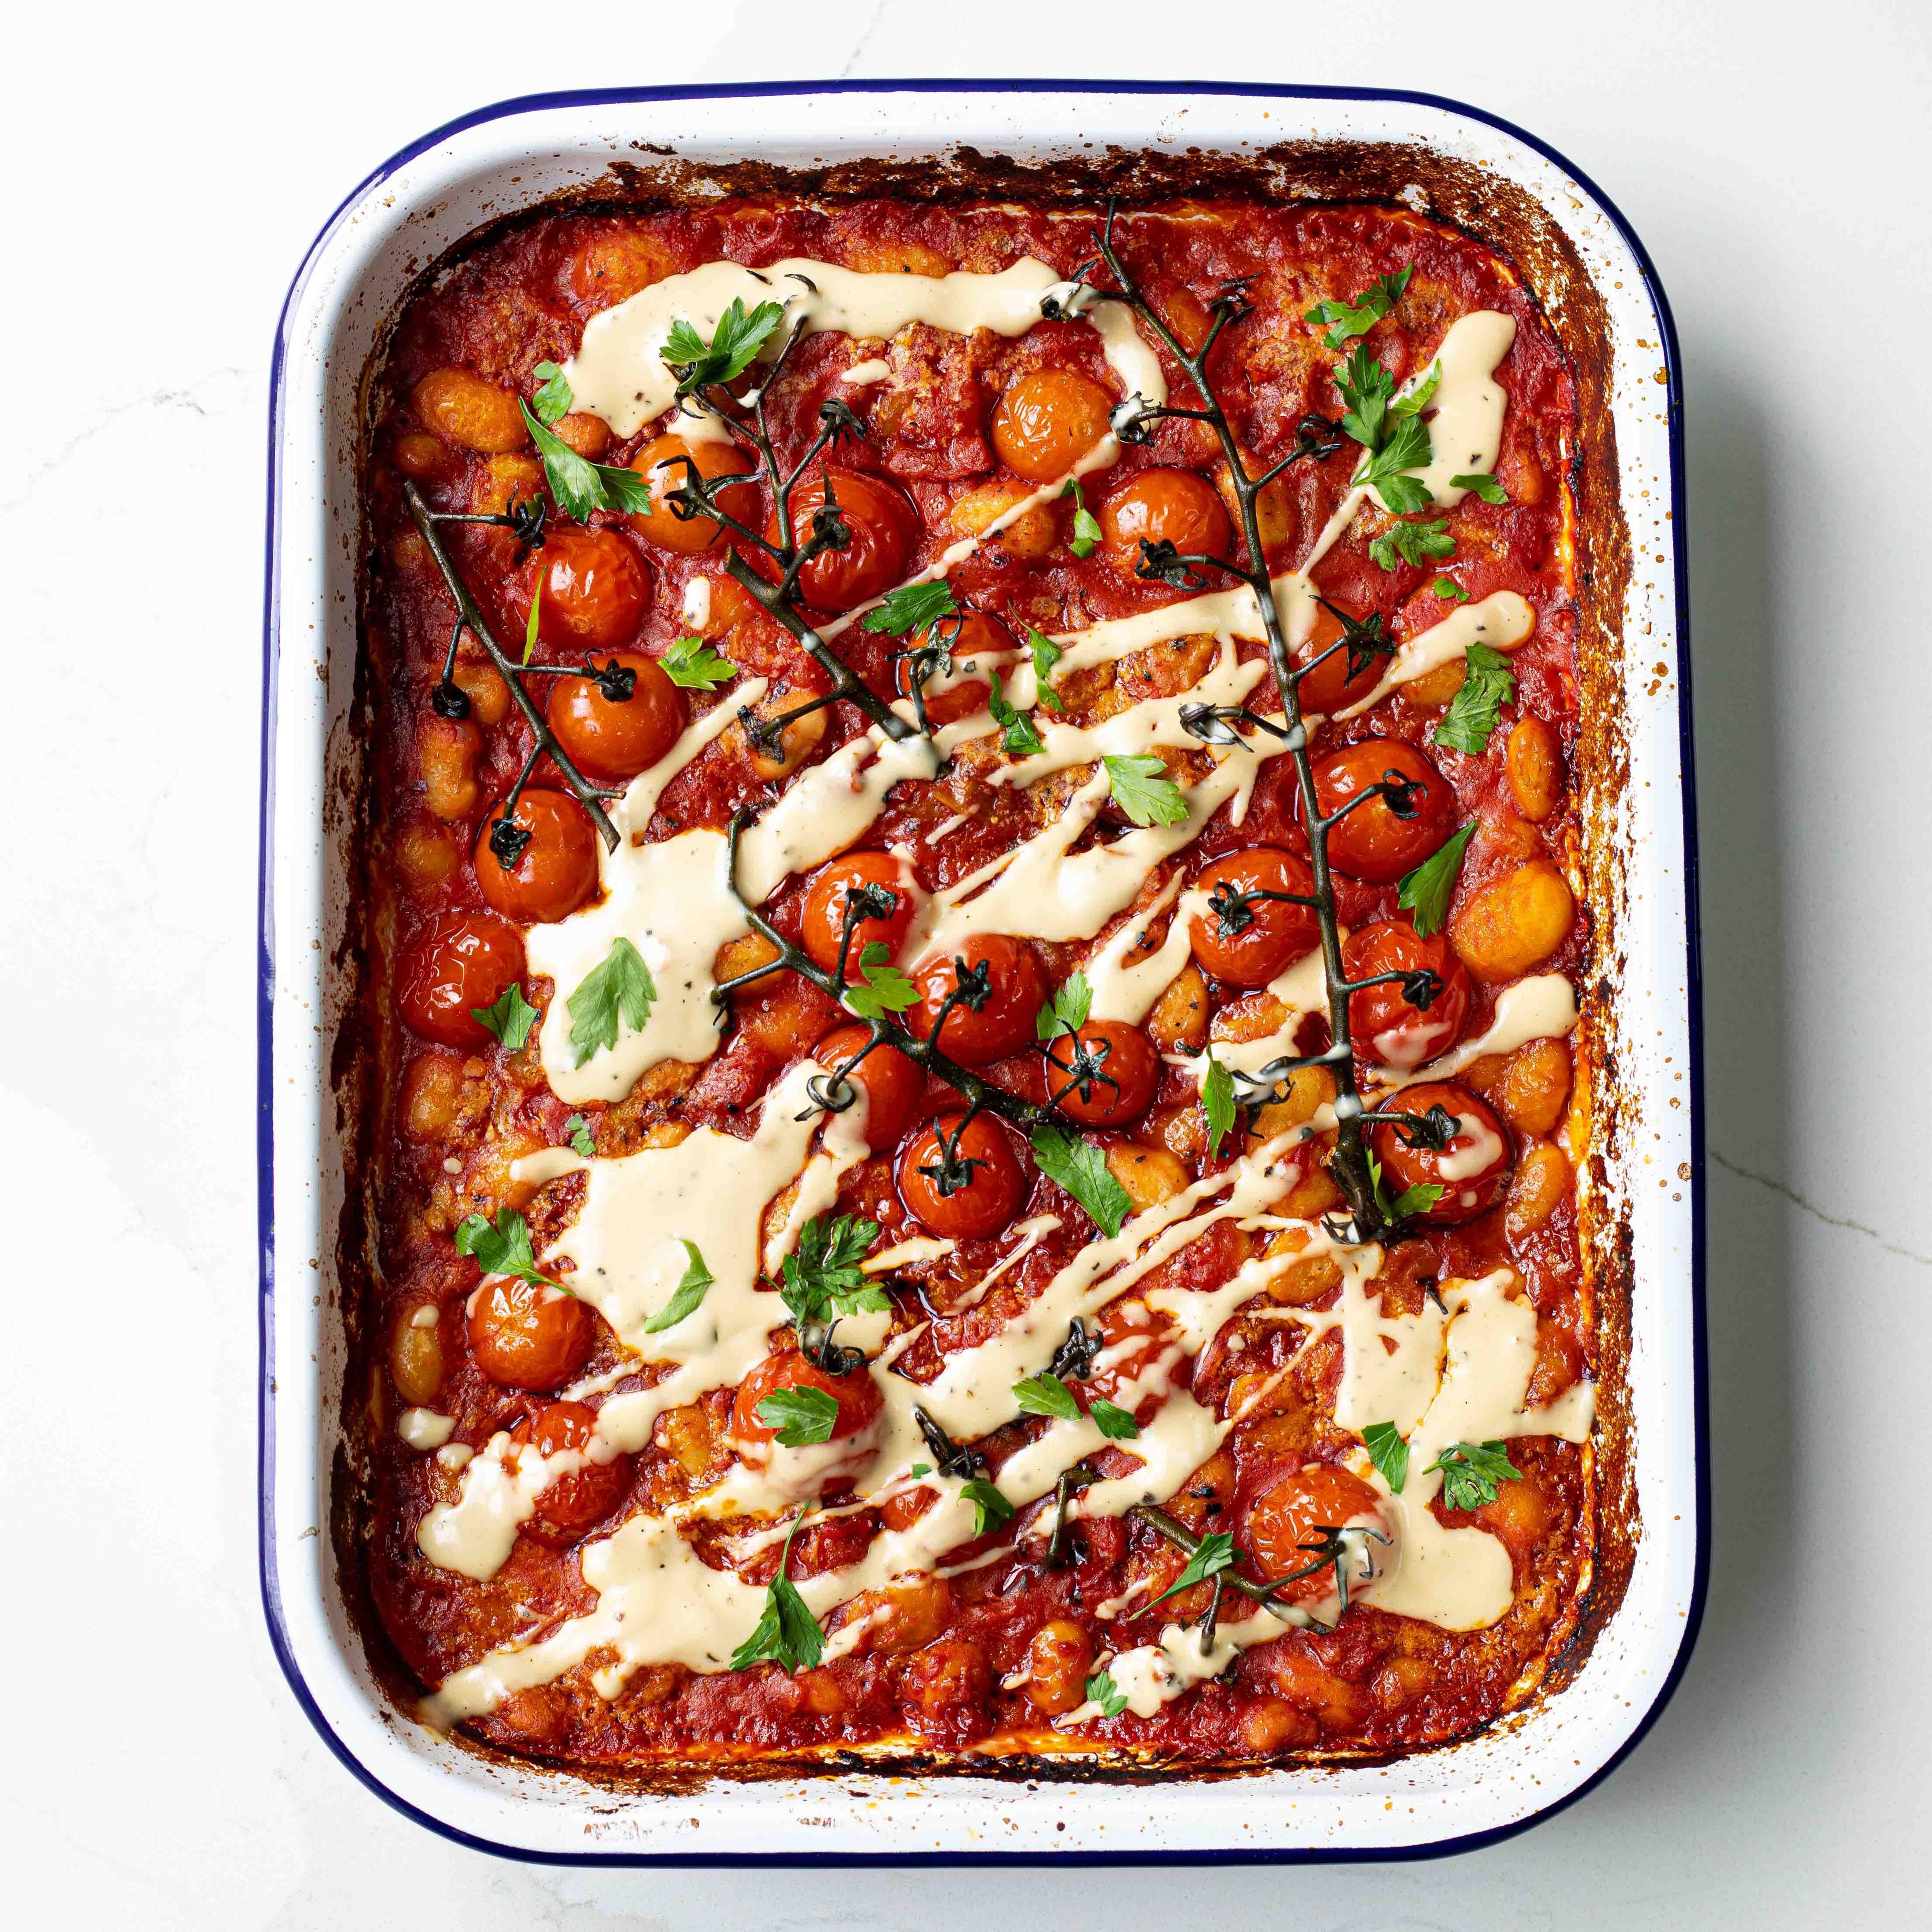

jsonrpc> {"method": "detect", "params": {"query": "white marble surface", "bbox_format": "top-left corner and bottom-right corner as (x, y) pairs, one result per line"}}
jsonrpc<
(4, 0), (1924, 1923)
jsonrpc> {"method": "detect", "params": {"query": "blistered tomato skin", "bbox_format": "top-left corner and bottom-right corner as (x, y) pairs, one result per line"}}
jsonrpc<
(1043, 1020), (1160, 1127)
(511, 1401), (633, 1544)
(732, 1351), (884, 1456)
(909, 935), (1048, 1066)
(800, 852), (916, 975)
(628, 433), (760, 552)
(1313, 740), (1458, 883)
(1188, 848), (1321, 987)
(467, 1278), (595, 1390)
(397, 912), (526, 1047)
(1343, 921), (1471, 1069)
(1246, 1465), (1389, 1599)
(813, 1024), (922, 1149)
(990, 367), (1115, 482)
(473, 790), (601, 924)
(1296, 599), (1389, 713)
(897, 1114), (1025, 1239)
(533, 526), (650, 650)
(894, 608), (1009, 726)
(1098, 468), (1232, 578)
(544, 651), (683, 782)
(774, 468), (916, 612)
(1369, 1080), (1513, 1225)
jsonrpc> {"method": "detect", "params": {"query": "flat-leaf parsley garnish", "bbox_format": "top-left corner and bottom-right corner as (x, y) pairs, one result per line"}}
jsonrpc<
(567, 937), (656, 1067)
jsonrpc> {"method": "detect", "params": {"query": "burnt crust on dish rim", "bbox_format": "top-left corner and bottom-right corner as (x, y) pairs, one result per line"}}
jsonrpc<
(326, 136), (1638, 1789)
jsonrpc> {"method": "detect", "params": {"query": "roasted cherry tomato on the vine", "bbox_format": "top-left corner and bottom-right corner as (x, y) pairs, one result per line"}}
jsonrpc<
(732, 1350), (884, 1457)
(892, 608), (1010, 728)
(626, 432), (760, 552)
(1367, 1080), (1513, 1226)
(1188, 847), (1320, 987)
(473, 789), (601, 924)
(1245, 1464), (1388, 1600)
(909, 934), (1048, 1066)
(533, 525), (650, 650)
(1098, 467), (1232, 580)
(397, 911), (526, 1048)
(990, 366), (1115, 483)
(510, 1400), (633, 1544)
(1295, 598), (1391, 714)
(1312, 739), (1457, 883)
(897, 1113), (1026, 1240)
(812, 1024), (923, 1149)
(1343, 921), (1471, 1070)
(544, 650), (684, 783)
(800, 852), (916, 976)
(467, 1277), (596, 1390)
(1043, 1019), (1160, 1126)
(775, 467), (916, 612)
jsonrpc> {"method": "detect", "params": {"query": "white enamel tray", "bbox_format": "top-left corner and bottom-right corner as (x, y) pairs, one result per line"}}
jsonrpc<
(259, 81), (1704, 1863)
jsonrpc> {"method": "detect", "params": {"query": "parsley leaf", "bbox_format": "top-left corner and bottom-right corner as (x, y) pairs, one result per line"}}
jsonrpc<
(988, 670), (1046, 758)
(1333, 343), (1396, 450)
(1395, 822), (1475, 938)
(453, 1209), (562, 1292)
(859, 578), (957, 638)
(1026, 626), (1067, 713)
(530, 360), (573, 426)
(643, 1239), (713, 1334)
(567, 937), (656, 1067)
(660, 633), (738, 689)
(1062, 478), (1102, 557)
(564, 1113), (597, 1159)
(1434, 642), (1517, 756)
(1427, 1439), (1522, 1511)
(1013, 1372), (1081, 1420)
(1146, 1531), (1237, 1610)
(1352, 412), (1435, 514)
(755, 1384), (841, 1447)
(518, 399), (653, 523)
(1452, 471), (1509, 505)
(1090, 1398), (1140, 1440)
(1086, 1669), (1130, 1718)
(1304, 266), (1412, 348)
(1202, 1049), (1237, 1157)
(1392, 361), (1442, 418)
(730, 1508), (824, 1672)
(843, 940), (919, 1020)
(662, 297), (786, 398)
(1431, 576), (1470, 603)
(1103, 754), (1189, 828)
(1034, 970), (1094, 1044)
(471, 983), (539, 1050)
(1029, 1123), (1134, 1238)
(1367, 1147), (1447, 1225)
(960, 1478), (1016, 1535)
(1361, 1420), (1410, 1493)
(1368, 517), (1456, 571)
(780, 1214), (887, 1328)
(910, 1463), (933, 1478)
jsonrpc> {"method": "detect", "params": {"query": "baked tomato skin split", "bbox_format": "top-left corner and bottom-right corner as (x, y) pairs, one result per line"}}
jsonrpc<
(896, 1114), (1025, 1239)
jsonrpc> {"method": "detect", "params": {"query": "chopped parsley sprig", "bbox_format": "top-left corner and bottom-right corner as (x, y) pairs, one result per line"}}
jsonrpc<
(730, 1507), (824, 1672)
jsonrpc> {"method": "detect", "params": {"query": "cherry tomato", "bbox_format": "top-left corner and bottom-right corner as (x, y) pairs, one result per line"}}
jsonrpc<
(909, 934), (1048, 1065)
(1367, 1080), (1513, 1226)
(533, 526), (650, 650)
(813, 1024), (922, 1149)
(732, 1350), (884, 1457)
(1312, 739), (1457, 884)
(627, 432), (760, 552)
(510, 1400), (632, 1544)
(1343, 921), (1471, 1069)
(1296, 598), (1389, 713)
(1245, 1464), (1388, 1600)
(473, 789), (601, 924)
(773, 467), (916, 612)
(799, 852), (916, 975)
(893, 608), (1009, 727)
(397, 912), (525, 1047)
(467, 1277), (595, 1390)
(1098, 467), (1232, 579)
(990, 366), (1114, 482)
(544, 650), (683, 783)
(1188, 847), (1320, 987)
(1043, 1019), (1160, 1126)
(897, 1113), (1026, 1240)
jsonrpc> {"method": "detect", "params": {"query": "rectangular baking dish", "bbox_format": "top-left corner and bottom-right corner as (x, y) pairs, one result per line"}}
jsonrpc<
(259, 80), (1704, 1863)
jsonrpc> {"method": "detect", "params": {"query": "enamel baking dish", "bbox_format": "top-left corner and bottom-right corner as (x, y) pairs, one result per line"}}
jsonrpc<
(259, 80), (1704, 1863)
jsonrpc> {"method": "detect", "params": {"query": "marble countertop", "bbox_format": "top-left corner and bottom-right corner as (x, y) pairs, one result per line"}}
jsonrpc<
(5, 1), (1924, 1924)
